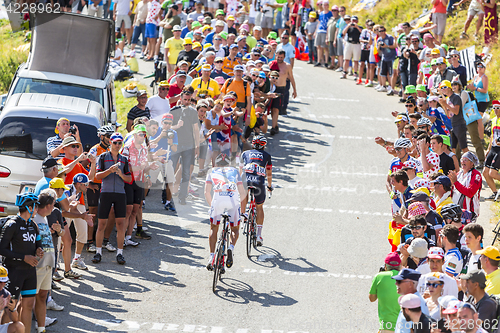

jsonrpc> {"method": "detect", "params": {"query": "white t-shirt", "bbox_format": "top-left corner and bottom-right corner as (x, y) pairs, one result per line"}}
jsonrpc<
(261, 0), (275, 18)
(467, 253), (481, 273)
(145, 95), (171, 123)
(114, 48), (124, 63)
(114, 0), (132, 16)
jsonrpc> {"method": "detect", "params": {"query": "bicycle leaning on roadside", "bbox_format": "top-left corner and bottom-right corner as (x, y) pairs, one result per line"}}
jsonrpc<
(211, 210), (231, 293)
(243, 186), (272, 258)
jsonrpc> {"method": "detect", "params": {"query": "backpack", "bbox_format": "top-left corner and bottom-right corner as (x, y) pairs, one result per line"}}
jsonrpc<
(487, 294), (500, 322)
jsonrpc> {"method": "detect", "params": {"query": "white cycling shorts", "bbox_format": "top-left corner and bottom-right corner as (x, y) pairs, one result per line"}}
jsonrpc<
(209, 196), (241, 227)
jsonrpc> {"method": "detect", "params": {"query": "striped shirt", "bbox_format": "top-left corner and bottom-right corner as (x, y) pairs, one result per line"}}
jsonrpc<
(46, 135), (64, 158)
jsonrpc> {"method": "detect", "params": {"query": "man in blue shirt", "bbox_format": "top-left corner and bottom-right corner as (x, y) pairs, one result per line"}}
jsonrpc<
(314, 1), (332, 67)
(376, 26), (397, 95)
(277, 31), (296, 67)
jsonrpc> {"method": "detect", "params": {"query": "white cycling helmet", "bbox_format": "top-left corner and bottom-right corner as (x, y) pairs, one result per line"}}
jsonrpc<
(97, 125), (115, 136)
(417, 117), (433, 127)
(394, 138), (412, 149)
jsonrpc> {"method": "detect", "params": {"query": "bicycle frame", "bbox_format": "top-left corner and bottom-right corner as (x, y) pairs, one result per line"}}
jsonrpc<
(212, 211), (230, 293)
(244, 187), (257, 258)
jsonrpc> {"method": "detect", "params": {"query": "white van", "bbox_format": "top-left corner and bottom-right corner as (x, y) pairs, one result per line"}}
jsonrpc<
(1, 12), (116, 119)
(0, 93), (108, 216)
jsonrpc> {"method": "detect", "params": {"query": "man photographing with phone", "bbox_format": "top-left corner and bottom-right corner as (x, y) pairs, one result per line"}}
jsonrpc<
(340, 15), (363, 80)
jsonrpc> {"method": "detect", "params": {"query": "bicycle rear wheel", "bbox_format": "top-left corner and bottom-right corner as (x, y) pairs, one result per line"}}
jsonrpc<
(246, 210), (256, 257)
(212, 241), (223, 292)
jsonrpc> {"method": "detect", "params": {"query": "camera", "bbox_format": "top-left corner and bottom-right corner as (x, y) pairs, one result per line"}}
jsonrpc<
(380, 41), (385, 46)
(167, 130), (175, 139)
(69, 125), (77, 135)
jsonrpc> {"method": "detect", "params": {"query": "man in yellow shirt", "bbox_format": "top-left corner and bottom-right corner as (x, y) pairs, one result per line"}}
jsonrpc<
(190, 64), (221, 99)
(164, 25), (184, 78)
(477, 246), (500, 295)
(431, 176), (453, 216)
(222, 44), (241, 77)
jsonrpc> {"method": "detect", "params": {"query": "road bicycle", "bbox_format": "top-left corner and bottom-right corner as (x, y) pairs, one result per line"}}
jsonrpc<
(243, 186), (272, 258)
(212, 210), (230, 293)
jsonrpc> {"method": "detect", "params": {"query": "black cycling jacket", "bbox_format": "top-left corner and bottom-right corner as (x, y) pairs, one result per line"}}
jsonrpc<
(0, 215), (41, 269)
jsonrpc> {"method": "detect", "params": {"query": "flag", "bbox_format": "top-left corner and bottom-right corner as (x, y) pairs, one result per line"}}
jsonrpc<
(459, 46), (477, 82)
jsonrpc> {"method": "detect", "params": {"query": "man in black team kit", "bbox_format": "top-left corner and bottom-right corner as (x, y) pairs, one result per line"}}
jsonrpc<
(240, 135), (273, 246)
(0, 192), (44, 333)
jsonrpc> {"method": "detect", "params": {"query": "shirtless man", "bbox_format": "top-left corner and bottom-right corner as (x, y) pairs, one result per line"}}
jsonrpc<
(270, 49), (297, 135)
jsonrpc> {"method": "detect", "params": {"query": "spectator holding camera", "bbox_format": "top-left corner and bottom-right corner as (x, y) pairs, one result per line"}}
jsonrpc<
(47, 117), (82, 159)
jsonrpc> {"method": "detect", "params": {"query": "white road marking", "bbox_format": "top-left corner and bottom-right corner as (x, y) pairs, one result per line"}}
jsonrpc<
(261, 205), (391, 216)
(300, 96), (360, 102)
(96, 319), (310, 332)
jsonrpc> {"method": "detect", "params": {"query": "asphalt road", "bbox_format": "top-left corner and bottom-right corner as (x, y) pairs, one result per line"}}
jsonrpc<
(46, 57), (401, 333)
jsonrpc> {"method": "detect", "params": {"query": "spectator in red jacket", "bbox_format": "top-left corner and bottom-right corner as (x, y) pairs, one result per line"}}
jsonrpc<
(449, 151), (482, 216)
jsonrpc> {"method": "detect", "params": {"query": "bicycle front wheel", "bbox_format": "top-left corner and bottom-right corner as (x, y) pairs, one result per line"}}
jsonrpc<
(212, 241), (223, 292)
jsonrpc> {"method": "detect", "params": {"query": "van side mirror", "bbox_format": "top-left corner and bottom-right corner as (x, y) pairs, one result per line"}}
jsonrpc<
(111, 111), (117, 124)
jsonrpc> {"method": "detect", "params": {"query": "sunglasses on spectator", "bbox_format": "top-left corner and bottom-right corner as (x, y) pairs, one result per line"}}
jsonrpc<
(494, 106), (500, 110)
(409, 225), (424, 230)
(395, 280), (411, 285)
(160, 87), (169, 91)
(215, 60), (223, 63)
(405, 104), (414, 107)
(412, 40), (419, 43)
(418, 104), (424, 107)
(451, 55), (459, 58)
(163, 122), (172, 125)
(426, 282), (443, 288)
(379, 29), (386, 32)
(69, 144), (79, 148)
(270, 76), (278, 79)
(477, 65), (485, 68)
(214, 38), (222, 41)
(137, 133), (146, 137)
(112, 141), (123, 145)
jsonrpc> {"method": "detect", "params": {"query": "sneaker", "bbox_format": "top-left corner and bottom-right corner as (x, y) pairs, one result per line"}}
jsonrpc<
(165, 202), (177, 212)
(190, 176), (201, 185)
(340, 72), (347, 79)
(86, 243), (97, 253)
(64, 270), (82, 279)
(72, 257), (88, 270)
(47, 299), (64, 311)
(142, 200), (146, 209)
(51, 281), (61, 290)
(256, 236), (263, 246)
(104, 241), (117, 252)
(485, 193), (498, 201)
(197, 169), (207, 178)
(377, 86), (387, 92)
(188, 188), (199, 197)
(356, 79), (362, 85)
(91, 253), (102, 264)
(135, 230), (152, 240)
(313, 62), (322, 67)
(374, 84), (381, 89)
(386, 89), (394, 96)
(460, 32), (469, 39)
(335, 67), (343, 72)
(270, 127), (277, 136)
(45, 317), (58, 327)
(365, 82), (373, 87)
(52, 271), (64, 281)
(116, 254), (126, 265)
(226, 249), (233, 268)
(139, 52), (145, 59)
(206, 256), (214, 271)
(124, 238), (140, 247)
(365, 79), (369, 84)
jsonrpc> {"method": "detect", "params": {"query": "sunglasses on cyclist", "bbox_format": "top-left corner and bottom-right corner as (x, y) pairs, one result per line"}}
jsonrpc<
(426, 282), (443, 288)
(394, 147), (404, 151)
(112, 141), (123, 145)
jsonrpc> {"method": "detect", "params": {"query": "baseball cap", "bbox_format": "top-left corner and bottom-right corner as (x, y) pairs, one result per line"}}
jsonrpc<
(133, 124), (147, 134)
(194, 29), (203, 35)
(61, 136), (81, 148)
(183, 37), (193, 45)
(477, 246), (500, 260)
(427, 95), (439, 102)
(201, 64), (212, 71)
(49, 177), (69, 190)
(258, 71), (266, 79)
(408, 191), (430, 203)
(404, 85), (416, 94)
(236, 36), (247, 43)
(352, 15), (359, 21)
(73, 173), (89, 184)
(203, 16), (212, 24)
(110, 132), (123, 142)
(230, 43), (238, 49)
(223, 94), (236, 101)
(460, 270), (487, 284)
(173, 25), (181, 31)
(176, 70), (187, 77)
(178, 60), (189, 67)
(246, 60), (256, 67)
(394, 114), (408, 123)
(428, 247), (445, 259)
(262, 64), (270, 72)
(331, 4), (339, 11)
(415, 84), (427, 92)
(162, 113), (174, 121)
(410, 187), (431, 196)
(392, 268), (421, 281)
(403, 160), (418, 170)
(411, 34), (420, 40)
(426, 272), (445, 282)
(431, 175), (451, 188)
(0, 266), (8, 283)
(430, 59), (438, 66)
(443, 300), (463, 314)
(431, 48), (441, 55)
(54, 117), (70, 134)
(438, 295), (458, 309)
(398, 294), (421, 309)
(448, 49), (459, 56)
(384, 252), (401, 267)
(407, 238), (428, 259)
(309, 11), (317, 18)
(436, 57), (446, 64)
(42, 156), (58, 170)
(407, 202), (427, 218)
(493, 100), (500, 106)
(439, 80), (452, 89)
(234, 64), (245, 72)
(254, 26), (262, 31)
(137, 90), (148, 97)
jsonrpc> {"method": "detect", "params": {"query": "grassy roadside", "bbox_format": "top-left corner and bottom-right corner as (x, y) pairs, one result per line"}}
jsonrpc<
(0, 20), (29, 94)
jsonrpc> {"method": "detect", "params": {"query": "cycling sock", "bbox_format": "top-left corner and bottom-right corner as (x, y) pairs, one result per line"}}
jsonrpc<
(137, 226), (143, 233)
(229, 244), (234, 251)
(47, 295), (53, 303)
(74, 253), (81, 260)
(103, 238), (108, 244)
(117, 249), (123, 256)
(38, 327), (45, 333)
(209, 253), (214, 260)
(126, 235), (131, 240)
(96, 247), (102, 255)
(165, 200), (170, 205)
(257, 225), (263, 237)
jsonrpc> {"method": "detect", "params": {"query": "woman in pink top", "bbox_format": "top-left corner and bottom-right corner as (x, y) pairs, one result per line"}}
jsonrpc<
(431, 0), (448, 43)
